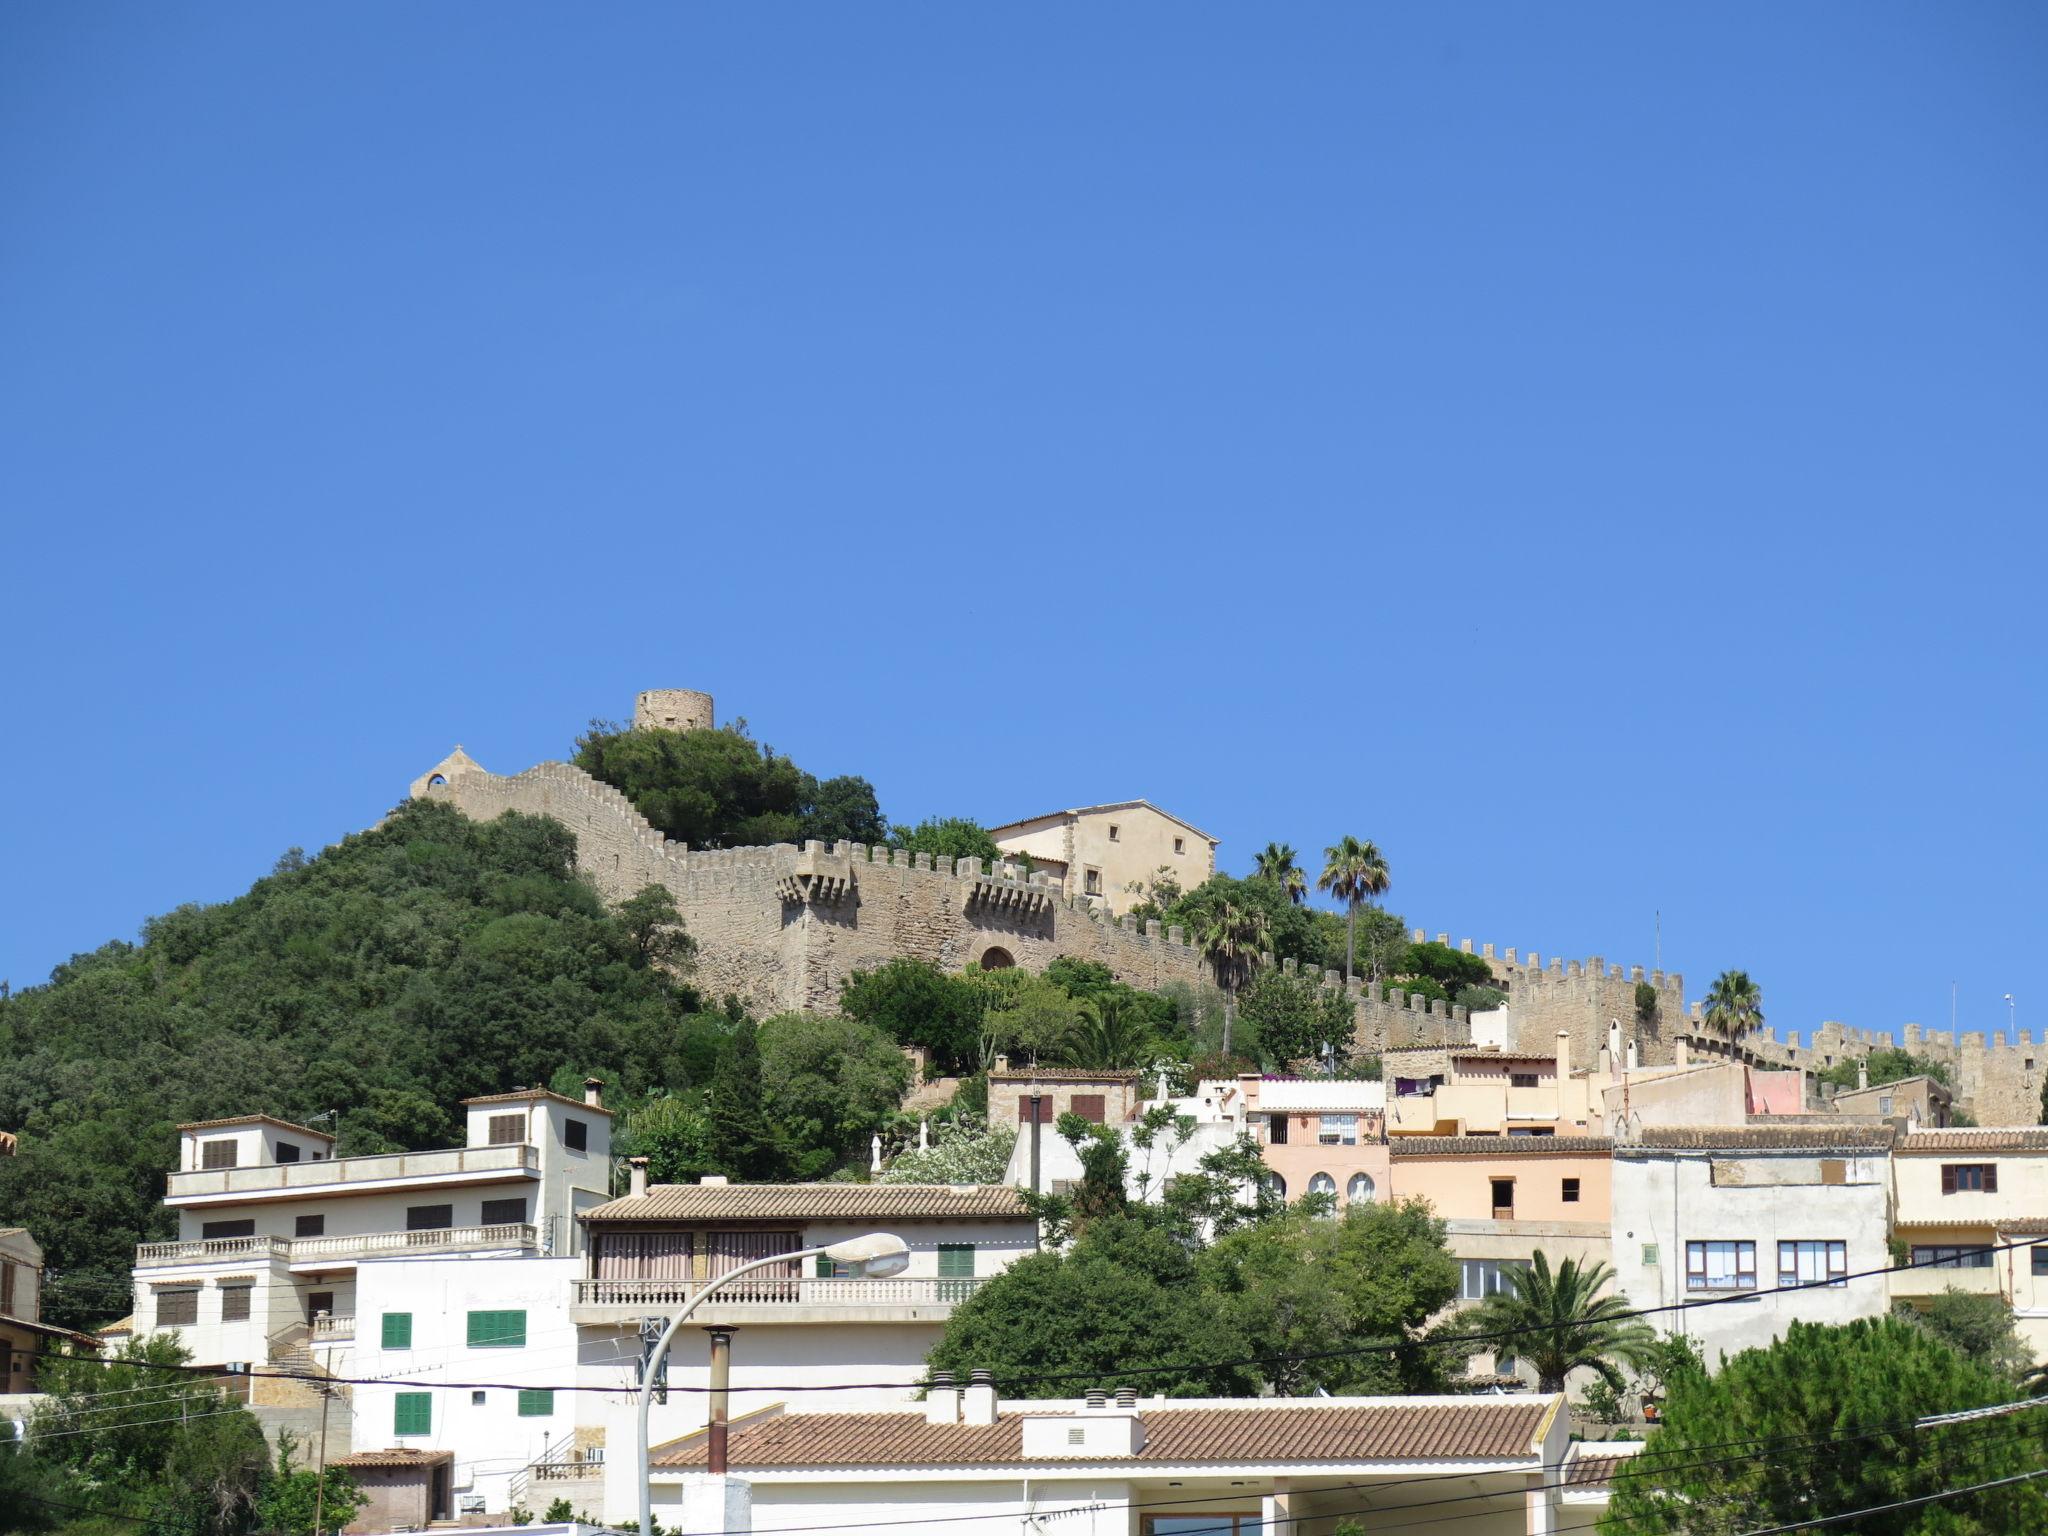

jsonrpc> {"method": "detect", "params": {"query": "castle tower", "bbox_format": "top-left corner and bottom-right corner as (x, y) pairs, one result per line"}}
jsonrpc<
(634, 689), (714, 733)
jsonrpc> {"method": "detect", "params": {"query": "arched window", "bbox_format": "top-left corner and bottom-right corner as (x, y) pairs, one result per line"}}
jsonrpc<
(1308, 1172), (1337, 1198)
(1348, 1172), (1378, 1204)
(1263, 1172), (1286, 1200)
(979, 947), (1016, 971)
(427, 774), (447, 787)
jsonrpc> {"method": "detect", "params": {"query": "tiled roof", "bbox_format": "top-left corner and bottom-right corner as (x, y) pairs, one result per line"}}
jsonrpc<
(655, 1399), (1552, 1469)
(174, 1115), (334, 1139)
(989, 800), (1218, 843)
(96, 1314), (136, 1336)
(1451, 1051), (1565, 1064)
(1901, 1129), (2048, 1153)
(459, 1088), (615, 1118)
(990, 1067), (1142, 1083)
(1631, 1126), (1894, 1151)
(1564, 1443), (1645, 1489)
(581, 1182), (1032, 1223)
(331, 1448), (454, 1469)
(1392, 1136), (1612, 1157)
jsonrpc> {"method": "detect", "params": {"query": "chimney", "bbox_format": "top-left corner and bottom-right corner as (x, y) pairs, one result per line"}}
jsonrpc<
(699, 1174), (729, 1186)
(925, 1371), (960, 1425)
(583, 1077), (604, 1107)
(1115, 1387), (1137, 1409)
(1555, 1030), (1571, 1083)
(1676, 1038), (1690, 1069)
(963, 1369), (997, 1426)
(1085, 1387), (1107, 1409)
(705, 1326), (734, 1476)
(1857, 1060), (1869, 1091)
(1626, 1039), (1639, 1071)
(627, 1157), (649, 1200)
(993, 1055), (1011, 1074)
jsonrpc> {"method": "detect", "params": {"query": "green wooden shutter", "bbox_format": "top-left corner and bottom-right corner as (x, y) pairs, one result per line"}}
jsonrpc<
(381, 1313), (413, 1349)
(466, 1309), (528, 1348)
(517, 1388), (554, 1417)
(814, 1254), (833, 1278)
(394, 1392), (431, 1435)
(938, 1244), (975, 1277)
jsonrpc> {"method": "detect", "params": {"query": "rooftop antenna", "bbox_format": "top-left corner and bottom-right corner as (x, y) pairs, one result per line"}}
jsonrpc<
(1654, 911), (1661, 974)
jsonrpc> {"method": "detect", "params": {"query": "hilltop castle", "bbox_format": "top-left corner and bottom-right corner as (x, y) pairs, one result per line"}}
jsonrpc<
(410, 690), (2043, 1123)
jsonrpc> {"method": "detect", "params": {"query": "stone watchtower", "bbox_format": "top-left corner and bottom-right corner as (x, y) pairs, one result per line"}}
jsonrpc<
(633, 688), (714, 733)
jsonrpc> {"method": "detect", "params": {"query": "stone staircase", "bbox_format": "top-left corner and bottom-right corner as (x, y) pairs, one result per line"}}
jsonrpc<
(249, 1323), (353, 1462)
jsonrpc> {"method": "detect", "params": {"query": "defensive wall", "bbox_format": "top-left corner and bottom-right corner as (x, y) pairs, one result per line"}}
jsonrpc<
(417, 758), (1207, 1016)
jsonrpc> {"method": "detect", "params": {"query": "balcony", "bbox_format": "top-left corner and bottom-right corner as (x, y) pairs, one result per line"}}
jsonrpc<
(571, 1273), (986, 1326)
(1891, 1263), (2006, 1302)
(137, 1223), (539, 1270)
(310, 1313), (355, 1342)
(166, 1144), (541, 1205)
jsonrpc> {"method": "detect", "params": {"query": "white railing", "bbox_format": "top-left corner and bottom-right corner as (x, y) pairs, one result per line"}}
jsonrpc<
(137, 1222), (538, 1268)
(167, 1143), (539, 1199)
(572, 1275), (985, 1309)
(310, 1313), (354, 1341)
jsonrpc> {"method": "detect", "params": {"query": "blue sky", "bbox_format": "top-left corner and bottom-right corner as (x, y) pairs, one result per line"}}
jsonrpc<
(2, 5), (2043, 1052)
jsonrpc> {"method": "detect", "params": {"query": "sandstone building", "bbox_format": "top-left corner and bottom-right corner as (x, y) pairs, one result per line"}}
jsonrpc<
(988, 800), (1217, 915)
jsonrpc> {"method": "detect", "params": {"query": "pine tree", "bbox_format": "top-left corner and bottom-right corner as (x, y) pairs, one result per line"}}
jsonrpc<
(708, 1020), (783, 1179)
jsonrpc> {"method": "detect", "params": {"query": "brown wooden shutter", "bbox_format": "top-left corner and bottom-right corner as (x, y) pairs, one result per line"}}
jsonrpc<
(157, 1290), (199, 1327)
(1820, 1160), (1846, 1186)
(1941, 1165), (1958, 1194)
(1985, 1165), (1998, 1194)
(488, 1114), (525, 1146)
(220, 1286), (252, 1322)
(1071, 1095), (1106, 1124)
(200, 1140), (238, 1170)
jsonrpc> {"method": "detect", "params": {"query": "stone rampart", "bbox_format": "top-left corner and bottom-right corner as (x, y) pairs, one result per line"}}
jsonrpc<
(422, 761), (1207, 1016)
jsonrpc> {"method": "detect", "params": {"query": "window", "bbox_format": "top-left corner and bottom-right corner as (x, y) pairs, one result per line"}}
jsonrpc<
(201, 1219), (255, 1242)
(1510, 1073), (1539, 1089)
(1084, 868), (1103, 896)
(1173, 837), (1185, 855)
(2033, 1245), (2048, 1277)
(1878, 1097), (1893, 1116)
(1562, 1178), (1581, 1204)
(487, 1114), (525, 1146)
(0, 1262), (11, 1315)
(481, 1197), (528, 1227)
(1108, 824), (1120, 842)
(1778, 1240), (1848, 1288)
(1308, 1172), (1337, 1199)
(518, 1388), (554, 1417)
(382, 1313), (413, 1349)
(200, 1140), (238, 1170)
(1264, 1173), (1286, 1200)
(274, 1141), (301, 1163)
(1267, 1113), (1288, 1145)
(406, 1205), (454, 1232)
(220, 1285), (252, 1322)
(1071, 1094), (1107, 1124)
(1460, 1259), (1529, 1301)
(1490, 1179), (1515, 1218)
(564, 1118), (589, 1152)
(157, 1290), (199, 1327)
(1141, 1518), (1264, 1534)
(1018, 1096), (1055, 1124)
(394, 1393), (431, 1436)
(1318, 1114), (1358, 1146)
(1068, 1426), (1086, 1446)
(1641, 1243), (1660, 1267)
(1820, 1159), (1847, 1186)
(1347, 1172), (1377, 1204)
(1912, 1245), (1994, 1270)
(938, 1244), (976, 1300)
(1941, 1164), (1997, 1194)
(814, 1254), (850, 1279)
(1686, 1241), (1758, 1292)
(471, 1390), (487, 1406)
(295, 1214), (325, 1238)
(467, 1309), (527, 1348)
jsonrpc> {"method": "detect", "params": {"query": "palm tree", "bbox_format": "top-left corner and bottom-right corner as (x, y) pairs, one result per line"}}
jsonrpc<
(1702, 969), (1765, 1043)
(1317, 836), (1390, 984)
(1196, 899), (1270, 1059)
(1254, 842), (1308, 906)
(1070, 996), (1150, 1070)
(1467, 1252), (1655, 1395)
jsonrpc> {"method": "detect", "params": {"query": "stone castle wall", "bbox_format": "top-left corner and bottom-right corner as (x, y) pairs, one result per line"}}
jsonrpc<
(422, 761), (1207, 1016)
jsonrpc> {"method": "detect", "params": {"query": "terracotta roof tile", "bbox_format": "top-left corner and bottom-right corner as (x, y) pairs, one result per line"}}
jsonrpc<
(459, 1088), (615, 1118)
(1631, 1126), (1894, 1151)
(582, 1182), (1032, 1223)
(331, 1448), (453, 1469)
(1564, 1444), (1645, 1489)
(174, 1115), (333, 1139)
(989, 1068), (1142, 1083)
(1901, 1129), (2048, 1153)
(654, 1399), (1551, 1469)
(1392, 1136), (1612, 1157)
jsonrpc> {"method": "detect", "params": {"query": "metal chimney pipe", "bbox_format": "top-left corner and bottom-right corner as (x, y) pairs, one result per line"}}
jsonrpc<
(705, 1326), (734, 1475)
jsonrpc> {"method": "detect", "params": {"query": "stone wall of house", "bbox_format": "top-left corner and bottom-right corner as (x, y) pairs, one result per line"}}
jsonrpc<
(421, 761), (1207, 1016)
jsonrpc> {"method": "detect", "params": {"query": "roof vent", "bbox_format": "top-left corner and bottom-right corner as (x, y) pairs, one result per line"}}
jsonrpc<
(699, 1174), (730, 1186)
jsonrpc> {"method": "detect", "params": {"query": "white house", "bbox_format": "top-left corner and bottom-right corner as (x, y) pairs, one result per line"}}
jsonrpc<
(645, 1385), (1587, 1535)
(572, 1176), (1040, 1523)
(1889, 1127), (2048, 1361)
(1609, 1126), (1894, 1366)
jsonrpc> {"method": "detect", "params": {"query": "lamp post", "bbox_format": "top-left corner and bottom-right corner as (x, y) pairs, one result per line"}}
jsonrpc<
(636, 1231), (910, 1536)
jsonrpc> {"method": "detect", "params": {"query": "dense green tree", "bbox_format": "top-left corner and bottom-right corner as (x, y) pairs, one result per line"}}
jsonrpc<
(0, 799), (704, 1329)
(926, 1213), (1258, 1399)
(614, 884), (700, 972)
(1818, 1046), (1954, 1092)
(1199, 1202), (1470, 1395)
(1702, 968), (1765, 1040)
(250, 1434), (365, 1536)
(706, 1019), (785, 1179)
(1900, 1292), (2032, 1380)
(1235, 968), (1354, 1067)
(838, 958), (985, 1073)
(1395, 940), (1494, 996)
(1600, 1316), (2048, 1535)
(757, 1012), (910, 1179)
(1466, 1252), (1654, 1393)
(972, 970), (1092, 1067)
(615, 1093), (717, 1185)
(574, 719), (811, 847)
(888, 817), (1003, 865)
(1317, 836), (1390, 984)
(1253, 842), (1308, 905)
(880, 1114), (1016, 1185)
(797, 773), (888, 845)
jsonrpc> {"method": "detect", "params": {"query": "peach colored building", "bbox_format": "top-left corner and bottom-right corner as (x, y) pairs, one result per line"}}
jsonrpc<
(1236, 1075), (1391, 1208)
(1389, 1136), (1614, 1306)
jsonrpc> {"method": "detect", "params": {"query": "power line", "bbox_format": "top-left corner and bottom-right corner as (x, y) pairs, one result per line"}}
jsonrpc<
(1737, 1465), (2048, 1535)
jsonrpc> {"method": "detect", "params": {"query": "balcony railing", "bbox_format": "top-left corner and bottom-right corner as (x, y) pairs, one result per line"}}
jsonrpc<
(310, 1313), (355, 1341)
(137, 1223), (538, 1268)
(1891, 1264), (2005, 1299)
(167, 1144), (540, 1200)
(573, 1275), (986, 1310)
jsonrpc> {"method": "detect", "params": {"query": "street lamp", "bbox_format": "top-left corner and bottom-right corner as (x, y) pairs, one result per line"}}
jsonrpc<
(636, 1231), (911, 1536)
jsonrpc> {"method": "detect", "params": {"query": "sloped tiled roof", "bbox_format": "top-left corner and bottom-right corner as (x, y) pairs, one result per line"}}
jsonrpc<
(1900, 1129), (2048, 1153)
(331, 1448), (454, 1469)
(654, 1399), (1551, 1468)
(1631, 1126), (1894, 1151)
(1392, 1136), (1612, 1157)
(1563, 1442), (1645, 1489)
(581, 1182), (1032, 1223)
(174, 1115), (333, 1139)
(989, 800), (1218, 844)
(459, 1087), (615, 1118)
(990, 1067), (1142, 1083)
